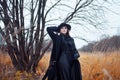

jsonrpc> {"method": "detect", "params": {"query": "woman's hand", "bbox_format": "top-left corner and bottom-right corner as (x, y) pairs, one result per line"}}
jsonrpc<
(50, 61), (56, 67)
(73, 53), (80, 60)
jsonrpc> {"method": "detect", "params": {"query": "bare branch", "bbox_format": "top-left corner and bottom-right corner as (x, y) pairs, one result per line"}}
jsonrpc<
(44, 0), (61, 19)
(64, 0), (94, 23)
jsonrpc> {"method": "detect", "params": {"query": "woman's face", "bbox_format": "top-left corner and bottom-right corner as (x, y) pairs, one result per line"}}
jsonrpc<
(60, 26), (68, 34)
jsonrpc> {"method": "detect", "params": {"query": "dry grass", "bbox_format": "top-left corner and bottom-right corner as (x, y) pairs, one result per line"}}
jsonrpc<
(0, 50), (15, 80)
(79, 51), (120, 80)
(0, 50), (120, 80)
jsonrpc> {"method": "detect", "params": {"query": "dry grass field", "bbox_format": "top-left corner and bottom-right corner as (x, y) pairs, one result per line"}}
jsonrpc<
(0, 50), (120, 80)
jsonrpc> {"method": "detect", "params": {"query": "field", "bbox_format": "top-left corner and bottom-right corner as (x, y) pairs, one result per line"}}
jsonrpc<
(0, 50), (120, 80)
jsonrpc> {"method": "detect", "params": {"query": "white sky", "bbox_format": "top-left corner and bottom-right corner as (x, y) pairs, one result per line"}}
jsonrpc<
(74, 1), (120, 49)
(0, 0), (120, 49)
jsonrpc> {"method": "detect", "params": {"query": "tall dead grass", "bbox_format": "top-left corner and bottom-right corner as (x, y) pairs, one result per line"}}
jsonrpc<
(79, 51), (120, 80)
(0, 50), (15, 80)
(0, 50), (120, 80)
(39, 51), (120, 80)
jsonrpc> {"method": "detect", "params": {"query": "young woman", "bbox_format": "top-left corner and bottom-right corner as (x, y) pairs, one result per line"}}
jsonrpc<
(42, 23), (82, 80)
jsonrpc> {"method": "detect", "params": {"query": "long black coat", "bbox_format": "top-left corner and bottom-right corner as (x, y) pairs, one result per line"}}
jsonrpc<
(42, 27), (82, 80)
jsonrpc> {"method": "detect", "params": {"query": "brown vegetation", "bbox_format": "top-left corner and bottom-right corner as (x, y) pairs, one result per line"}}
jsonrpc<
(0, 50), (120, 80)
(80, 51), (120, 80)
(93, 36), (120, 52)
(80, 35), (120, 52)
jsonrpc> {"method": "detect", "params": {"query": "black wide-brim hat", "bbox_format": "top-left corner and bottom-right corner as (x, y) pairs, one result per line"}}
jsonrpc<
(57, 23), (71, 32)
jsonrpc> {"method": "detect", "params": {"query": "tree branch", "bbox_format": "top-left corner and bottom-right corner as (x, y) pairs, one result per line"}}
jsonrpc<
(44, 0), (61, 19)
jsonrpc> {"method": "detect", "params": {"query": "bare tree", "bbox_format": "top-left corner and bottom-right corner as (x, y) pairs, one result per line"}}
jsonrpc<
(0, 0), (109, 73)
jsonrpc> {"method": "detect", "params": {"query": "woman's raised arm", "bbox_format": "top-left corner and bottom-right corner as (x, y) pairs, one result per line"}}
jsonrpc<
(47, 26), (58, 40)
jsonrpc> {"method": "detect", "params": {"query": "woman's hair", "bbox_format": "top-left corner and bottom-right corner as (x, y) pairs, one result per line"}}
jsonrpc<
(66, 29), (70, 36)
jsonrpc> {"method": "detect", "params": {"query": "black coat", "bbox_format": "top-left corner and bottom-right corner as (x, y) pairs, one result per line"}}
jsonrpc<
(42, 27), (82, 80)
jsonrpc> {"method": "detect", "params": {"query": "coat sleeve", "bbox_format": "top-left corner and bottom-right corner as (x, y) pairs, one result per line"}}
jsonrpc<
(50, 38), (61, 65)
(72, 38), (80, 59)
(47, 26), (61, 64)
(47, 26), (58, 40)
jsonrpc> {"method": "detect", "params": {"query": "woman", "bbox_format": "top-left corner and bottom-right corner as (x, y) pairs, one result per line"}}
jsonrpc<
(42, 23), (82, 80)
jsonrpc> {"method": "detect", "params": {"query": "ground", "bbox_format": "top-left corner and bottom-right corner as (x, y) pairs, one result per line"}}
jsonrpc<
(0, 50), (120, 80)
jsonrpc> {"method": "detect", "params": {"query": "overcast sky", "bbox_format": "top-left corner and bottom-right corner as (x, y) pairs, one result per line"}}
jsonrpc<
(74, 1), (120, 48)
(0, 0), (120, 49)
